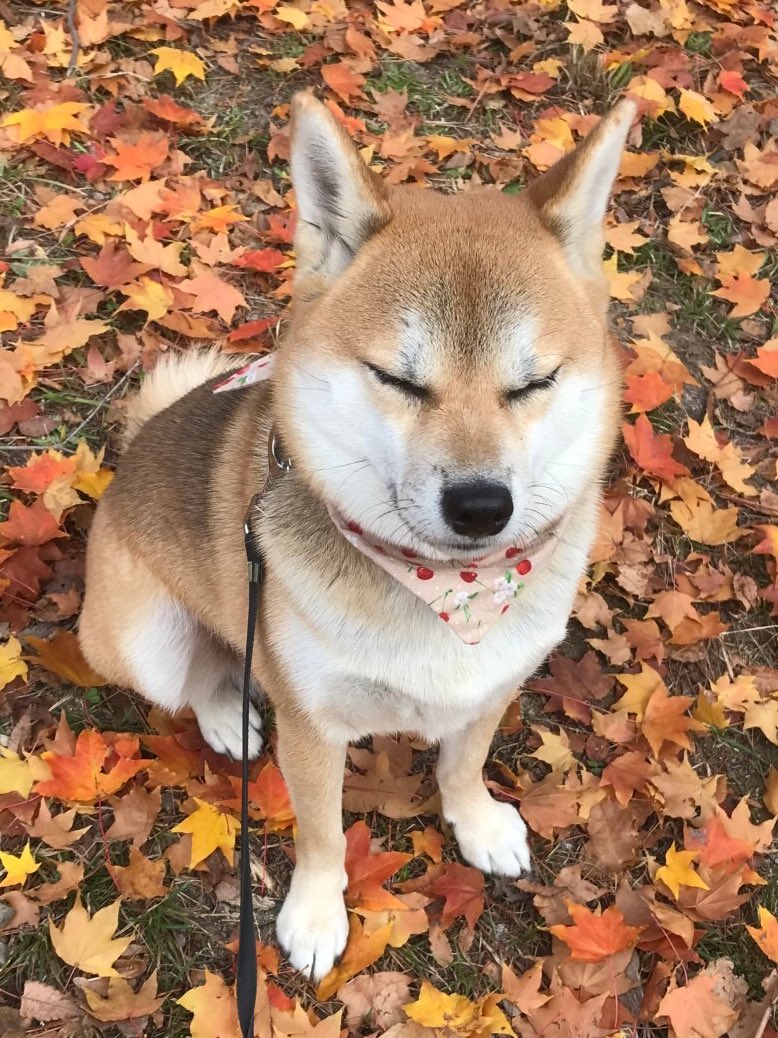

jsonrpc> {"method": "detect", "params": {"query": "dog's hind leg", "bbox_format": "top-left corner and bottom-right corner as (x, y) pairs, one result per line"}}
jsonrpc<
(79, 509), (262, 759)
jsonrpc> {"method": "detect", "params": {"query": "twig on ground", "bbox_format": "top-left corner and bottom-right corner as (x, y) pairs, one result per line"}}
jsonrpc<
(65, 0), (79, 76)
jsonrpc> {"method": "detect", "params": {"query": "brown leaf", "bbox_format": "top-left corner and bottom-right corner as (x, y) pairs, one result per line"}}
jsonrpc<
(112, 847), (168, 900)
(19, 981), (79, 1023)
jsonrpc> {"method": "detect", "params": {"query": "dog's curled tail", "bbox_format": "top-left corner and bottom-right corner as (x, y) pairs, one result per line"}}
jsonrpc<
(123, 348), (238, 448)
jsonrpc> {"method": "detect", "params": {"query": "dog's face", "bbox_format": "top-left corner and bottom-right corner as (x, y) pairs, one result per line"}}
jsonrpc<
(275, 96), (633, 559)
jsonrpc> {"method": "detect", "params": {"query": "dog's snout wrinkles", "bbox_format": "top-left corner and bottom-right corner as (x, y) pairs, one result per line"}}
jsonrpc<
(441, 481), (514, 538)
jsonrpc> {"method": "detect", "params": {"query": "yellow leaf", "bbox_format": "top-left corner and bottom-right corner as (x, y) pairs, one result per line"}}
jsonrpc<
(678, 88), (717, 126)
(605, 219), (649, 254)
(0, 841), (40, 887)
(603, 254), (644, 302)
(73, 468), (114, 501)
(404, 981), (513, 1037)
(693, 693), (728, 729)
(684, 417), (756, 497)
(0, 749), (33, 797)
(669, 498), (744, 546)
(172, 798), (238, 867)
(49, 895), (133, 977)
(567, 0), (617, 22)
(75, 213), (123, 245)
(0, 289), (39, 331)
(150, 47), (206, 87)
(746, 906), (778, 964)
(0, 637), (28, 691)
(530, 729), (576, 774)
(124, 224), (187, 277)
(117, 276), (174, 324)
(627, 75), (674, 119)
(655, 843), (709, 899)
(744, 700), (778, 746)
(2, 102), (90, 145)
(565, 17), (603, 50)
(177, 970), (239, 1037)
(715, 245), (765, 279)
(405, 981), (480, 1030)
(274, 4), (310, 28)
(613, 663), (664, 720)
(85, 972), (166, 1022)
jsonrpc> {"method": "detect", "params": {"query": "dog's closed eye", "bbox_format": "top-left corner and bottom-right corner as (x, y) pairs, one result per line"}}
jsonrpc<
(504, 365), (561, 405)
(364, 362), (431, 403)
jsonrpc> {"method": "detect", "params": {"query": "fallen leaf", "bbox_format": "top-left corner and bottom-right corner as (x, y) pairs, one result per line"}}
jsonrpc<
(655, 843), (710, 899)
(49, 896), (132, 977)
(84, 971), (166, 1022)
(0, 842), (40, 887)
(171, 797), (238, 867)
(550, 902), (642, 962)
(150, 47), (206, 87)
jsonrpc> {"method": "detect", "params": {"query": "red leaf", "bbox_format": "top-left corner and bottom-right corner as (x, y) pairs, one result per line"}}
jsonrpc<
(233, 248), (286, 273)
(226, 317), (277, 345)
(428, 862), (485, 929)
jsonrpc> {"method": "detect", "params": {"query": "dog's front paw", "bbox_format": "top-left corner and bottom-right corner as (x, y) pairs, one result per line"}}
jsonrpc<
(277, 869), (349, 981)
(447, 797), (531, 877)
(194, 685), (263, 760)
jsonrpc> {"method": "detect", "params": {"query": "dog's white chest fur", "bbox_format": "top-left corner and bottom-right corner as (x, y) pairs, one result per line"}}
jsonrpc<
(271, 506), (593, 745)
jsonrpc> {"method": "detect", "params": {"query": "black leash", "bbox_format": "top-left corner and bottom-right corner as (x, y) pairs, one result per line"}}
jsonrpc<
(237, 493), (264, 1038)
(236, 430), (292, 1038)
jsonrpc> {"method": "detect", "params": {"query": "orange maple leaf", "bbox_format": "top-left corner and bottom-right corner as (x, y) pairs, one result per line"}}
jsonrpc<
(316, 915), (393, 1000)
(622, 415), (689, 480)
(7, 451), (76, 494)
(321, 62), (366, 104)
(550, 902), (642, 962)
(345, 820), (411, 911)
(34, 730), (145, 802)
(25, 630), (107, 687)
(746, 906), (778, 964)
(103, 134), (170, 183)
(623, 371), (674, 413)
(712, 274), (770, 318)
(180, 271), (246, 324)
(656, 975), (736, 1037)
(0, 499), (66, 547)
(640, 683), (705, 756)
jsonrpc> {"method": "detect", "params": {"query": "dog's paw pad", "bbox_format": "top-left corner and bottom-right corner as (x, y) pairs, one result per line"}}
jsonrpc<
(449, 798), (531, 878)
(277, 874), (349, 981)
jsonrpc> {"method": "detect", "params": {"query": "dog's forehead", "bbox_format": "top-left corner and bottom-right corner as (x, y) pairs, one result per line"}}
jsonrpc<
(396, 304), (541, 378)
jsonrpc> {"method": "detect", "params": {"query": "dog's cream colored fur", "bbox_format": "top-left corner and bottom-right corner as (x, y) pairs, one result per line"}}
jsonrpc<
(79, 93), (635, 980)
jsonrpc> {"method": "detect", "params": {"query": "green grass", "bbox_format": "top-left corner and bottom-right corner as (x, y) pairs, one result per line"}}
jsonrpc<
(367, 59), (473, 122)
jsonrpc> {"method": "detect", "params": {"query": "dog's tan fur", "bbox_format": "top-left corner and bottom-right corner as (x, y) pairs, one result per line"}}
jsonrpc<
(79, 93), (635, 979)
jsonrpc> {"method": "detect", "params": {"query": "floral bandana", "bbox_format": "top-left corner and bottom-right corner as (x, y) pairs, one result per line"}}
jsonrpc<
(215, 354), (565, 644)
(214, 354), (275, 392)
(331, 513), (564, 645)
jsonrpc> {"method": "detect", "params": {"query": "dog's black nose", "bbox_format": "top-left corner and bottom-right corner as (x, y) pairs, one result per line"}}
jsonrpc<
(441, 481), (514, 538)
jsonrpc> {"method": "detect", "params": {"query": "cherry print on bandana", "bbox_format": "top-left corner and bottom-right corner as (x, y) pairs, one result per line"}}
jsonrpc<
(216, 354), (565, 645)
(331, 512), (566, 646)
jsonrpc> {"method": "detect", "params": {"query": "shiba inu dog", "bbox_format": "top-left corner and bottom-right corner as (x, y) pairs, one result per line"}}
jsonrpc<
(79, 92), (635, 980)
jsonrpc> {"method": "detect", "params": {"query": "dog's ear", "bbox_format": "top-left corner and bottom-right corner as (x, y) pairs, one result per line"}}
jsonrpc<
(526, 99), (636, 279)
(290, 92), (391, 285)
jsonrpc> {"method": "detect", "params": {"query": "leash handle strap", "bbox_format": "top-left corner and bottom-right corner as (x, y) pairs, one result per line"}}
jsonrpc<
(237, 496), (264, 1038)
